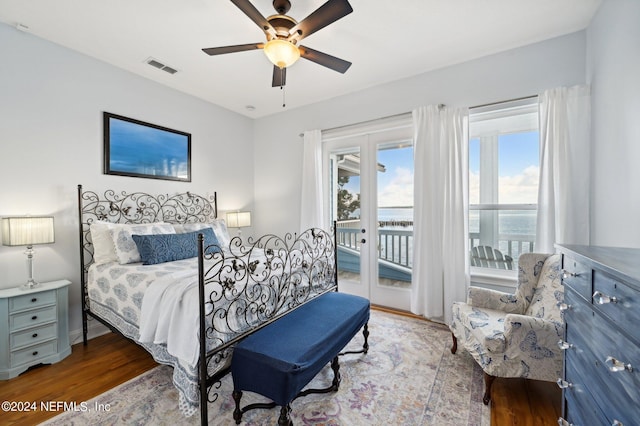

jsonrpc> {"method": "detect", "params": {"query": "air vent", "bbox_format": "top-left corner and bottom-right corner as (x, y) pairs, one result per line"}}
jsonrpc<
(145, 57), (178, 75)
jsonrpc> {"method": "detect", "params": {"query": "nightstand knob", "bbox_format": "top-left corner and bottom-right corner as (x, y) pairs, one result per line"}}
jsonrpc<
(31, 315), (38, 320)
(31, 297), (37, 302)
(561, 270), (578, 279)
(32, 351), (38, 356)
(32, 333), (38, 338)
(558, 418), (574, 426)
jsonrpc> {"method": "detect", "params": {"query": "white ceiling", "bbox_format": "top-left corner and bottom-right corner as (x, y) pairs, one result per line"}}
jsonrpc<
(0, 0), (601, 118)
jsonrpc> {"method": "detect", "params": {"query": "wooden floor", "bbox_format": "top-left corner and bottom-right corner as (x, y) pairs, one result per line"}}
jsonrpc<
(1, 320), (561, 426)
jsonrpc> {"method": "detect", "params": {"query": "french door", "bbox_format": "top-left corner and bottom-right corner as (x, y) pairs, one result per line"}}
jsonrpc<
(323, 126), (413, 311)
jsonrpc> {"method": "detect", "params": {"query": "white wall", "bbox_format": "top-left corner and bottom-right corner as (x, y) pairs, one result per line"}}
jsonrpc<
(253, 31), (587, 237)
(587, 0), (640, 247)
(0, 23), (254, 339)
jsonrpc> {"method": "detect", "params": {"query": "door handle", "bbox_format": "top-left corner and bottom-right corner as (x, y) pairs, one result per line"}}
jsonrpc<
(361, 239), (366, 244)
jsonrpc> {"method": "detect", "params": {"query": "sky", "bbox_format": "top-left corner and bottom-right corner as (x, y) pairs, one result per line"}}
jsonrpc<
(342, 131), (539, 209)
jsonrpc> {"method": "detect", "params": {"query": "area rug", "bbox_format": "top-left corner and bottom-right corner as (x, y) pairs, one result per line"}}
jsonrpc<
(42, 310), (489, 425)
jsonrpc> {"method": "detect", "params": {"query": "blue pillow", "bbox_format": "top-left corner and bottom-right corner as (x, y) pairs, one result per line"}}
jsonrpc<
(132, 228), (221, 265)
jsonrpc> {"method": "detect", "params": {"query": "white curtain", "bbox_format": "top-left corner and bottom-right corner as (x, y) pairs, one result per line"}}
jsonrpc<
(411, 105), (469, 324)
(536, 85), (591, 253)
(300, 129), (325, 231)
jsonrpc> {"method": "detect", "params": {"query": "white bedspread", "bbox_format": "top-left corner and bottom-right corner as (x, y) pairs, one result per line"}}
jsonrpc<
(138, 268), (205, 367)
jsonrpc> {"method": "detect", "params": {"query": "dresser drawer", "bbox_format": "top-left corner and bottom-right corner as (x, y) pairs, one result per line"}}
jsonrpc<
(563, 360), (609, 426)
(10, 340), (57, 367)
(564, 290), (640, 425)
(9, 290), (56, 312)
(9, 306), (57, 331)
(593, 270), (640, 339)
(10, 322), (57, 349)
(561, 255), (592, 301)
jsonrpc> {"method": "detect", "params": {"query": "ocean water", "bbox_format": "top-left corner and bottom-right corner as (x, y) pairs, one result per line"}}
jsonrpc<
(374, 207), (536, 268)
(378, 207), (536, 237)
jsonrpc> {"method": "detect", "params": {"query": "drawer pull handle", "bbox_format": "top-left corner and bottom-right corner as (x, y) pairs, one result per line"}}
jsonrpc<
(612, 421), (624, 426)
(556, 378), (573, 389)
(561, 270), (578, 279)
(32, 333), (38, 338)
(605, 356), (633, 373)
(31, 315), (38, 320)
(32, 351), (38, 356)
(557, 340), (573, 350)
(593, 290), (618, 304)
(558, 418), (573, 426)
(31, 297), (37, 302)
(557, 302), (572, 312)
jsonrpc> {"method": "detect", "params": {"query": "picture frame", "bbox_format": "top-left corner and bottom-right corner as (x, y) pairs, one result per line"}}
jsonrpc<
(103, 112), (191, 182)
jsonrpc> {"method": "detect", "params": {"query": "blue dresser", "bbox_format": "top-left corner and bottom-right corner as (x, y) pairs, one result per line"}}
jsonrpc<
(557, 245), (640, 426)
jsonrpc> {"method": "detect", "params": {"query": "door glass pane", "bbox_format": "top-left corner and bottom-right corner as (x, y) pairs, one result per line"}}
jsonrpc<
(331, 148), (362, 286)
(377, 141), (413, 289)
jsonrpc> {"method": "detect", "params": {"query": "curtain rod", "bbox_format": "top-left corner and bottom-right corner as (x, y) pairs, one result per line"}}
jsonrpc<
(299, 95), (537, 137)
(323, 111), (412, 134)
(470, 94), (537, 110)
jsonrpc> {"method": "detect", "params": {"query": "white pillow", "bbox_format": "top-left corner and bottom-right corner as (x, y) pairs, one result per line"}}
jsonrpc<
(89, 221), (118, 265)
(110, 223), (175, 264)
(175, 219), (232, 247)
(210, 219), (231, 247)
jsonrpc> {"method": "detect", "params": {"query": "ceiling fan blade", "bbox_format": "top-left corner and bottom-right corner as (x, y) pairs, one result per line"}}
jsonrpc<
(272, 66), (287, 87)
(202, 43), (264, 56)
(288, 0), (353, 42)
(230, 0), (277, 38)
(299, 45), (351, 73)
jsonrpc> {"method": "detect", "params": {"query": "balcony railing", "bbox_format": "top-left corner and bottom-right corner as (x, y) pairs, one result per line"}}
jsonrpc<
(337, 220), (535, 271)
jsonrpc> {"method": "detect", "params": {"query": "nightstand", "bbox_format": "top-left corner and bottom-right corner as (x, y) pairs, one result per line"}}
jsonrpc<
(0, 280), (72, 380)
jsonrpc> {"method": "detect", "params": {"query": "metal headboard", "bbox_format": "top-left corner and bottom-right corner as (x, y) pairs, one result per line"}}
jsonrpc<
(76, 184), (217, 340)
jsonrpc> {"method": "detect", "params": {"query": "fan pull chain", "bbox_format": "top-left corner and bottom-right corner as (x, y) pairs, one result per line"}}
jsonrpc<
(282, 85), (286, 108)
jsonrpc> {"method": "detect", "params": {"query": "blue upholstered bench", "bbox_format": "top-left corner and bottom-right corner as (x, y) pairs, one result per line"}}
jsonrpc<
(231, 291), (370, 425)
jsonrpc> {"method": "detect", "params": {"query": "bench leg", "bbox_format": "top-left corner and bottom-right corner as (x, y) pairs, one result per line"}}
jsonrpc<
(339, 322), (369, 356)
(277, 404), (292, 426)
(362, 323), (369, 353)
(232, 390), (243, 424)
(331, 355), (341, 390)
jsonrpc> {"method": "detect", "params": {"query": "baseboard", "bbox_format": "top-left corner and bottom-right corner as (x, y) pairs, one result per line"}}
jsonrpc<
(68, 321), (111, 346)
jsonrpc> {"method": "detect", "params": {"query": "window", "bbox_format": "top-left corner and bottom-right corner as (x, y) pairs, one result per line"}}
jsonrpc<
(468, 98), (539, 273)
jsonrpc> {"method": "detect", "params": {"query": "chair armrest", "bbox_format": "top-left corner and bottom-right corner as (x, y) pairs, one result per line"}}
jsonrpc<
(503, 314), (564, 353)
(467, 286), (524, 314)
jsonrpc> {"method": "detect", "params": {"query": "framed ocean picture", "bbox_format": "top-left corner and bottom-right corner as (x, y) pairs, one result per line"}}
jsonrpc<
(103, 112), (191, 182)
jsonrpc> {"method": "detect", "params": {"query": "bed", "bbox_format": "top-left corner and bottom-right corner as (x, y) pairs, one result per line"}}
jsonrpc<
(77, 185), (338, 424)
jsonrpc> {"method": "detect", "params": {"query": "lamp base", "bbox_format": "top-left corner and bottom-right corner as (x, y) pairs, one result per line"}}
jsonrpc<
(20, 279), (39, 291)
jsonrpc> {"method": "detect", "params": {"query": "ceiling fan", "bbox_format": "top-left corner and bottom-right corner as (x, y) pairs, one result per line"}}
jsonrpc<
(202, 0), (353, 88)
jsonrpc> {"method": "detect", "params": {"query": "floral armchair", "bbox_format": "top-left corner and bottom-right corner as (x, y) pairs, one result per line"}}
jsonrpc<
(450, 253), (564, 404)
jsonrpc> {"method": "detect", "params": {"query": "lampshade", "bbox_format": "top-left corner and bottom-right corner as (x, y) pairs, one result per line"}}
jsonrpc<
(263, 39), (300, 69)
(2, 216), (55, 247)
(226, 211), (251, 228)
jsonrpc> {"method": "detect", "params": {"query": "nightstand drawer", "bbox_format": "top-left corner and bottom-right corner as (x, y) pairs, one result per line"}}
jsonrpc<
(9, 290), (56, 312)
(10, 323), (57, 349)
(10, 340), (57, 367)
(9, 306), (57, 331)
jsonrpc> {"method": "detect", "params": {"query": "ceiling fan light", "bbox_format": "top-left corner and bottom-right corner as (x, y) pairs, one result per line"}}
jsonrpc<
(264, 39), (300, 68)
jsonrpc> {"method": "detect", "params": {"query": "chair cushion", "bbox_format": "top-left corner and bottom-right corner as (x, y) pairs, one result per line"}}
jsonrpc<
(452, 302), (506, 353)
(524, 254), (563, 321)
